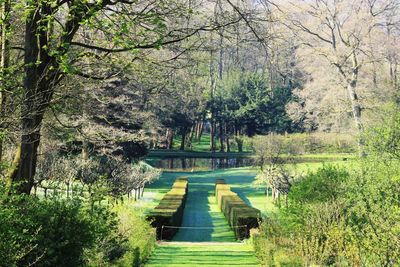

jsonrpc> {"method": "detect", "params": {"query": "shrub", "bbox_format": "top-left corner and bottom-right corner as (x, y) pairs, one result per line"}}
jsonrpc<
(110, 203), (156, 267)
(257, 162), (399, 266)
(0, 186), (121, 267)
(251, 219), (302, 267)
(251, 132), (357, 157)
(146, 177), (188, 240)
(289, 165), (349, 204)
(215, 179), (261, 239)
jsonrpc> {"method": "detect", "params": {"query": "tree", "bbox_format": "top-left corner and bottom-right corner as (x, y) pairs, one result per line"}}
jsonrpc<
(267, 0), (400, 147)
(5, 0), (242, 194)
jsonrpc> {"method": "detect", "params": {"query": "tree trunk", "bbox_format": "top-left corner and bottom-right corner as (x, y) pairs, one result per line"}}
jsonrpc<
(166, 128), (174, 149)
(198, 120), (204, 141)
(0, 0), (10, 163)
(180, 126), (187, 150)
(219, 121), (225, 152)
(188, 124), (195, 150)
(335, 52), (363, 154)
(209, 44), (216, 152)
(82, 139), (89, 161)
(346, 53), (364, 153)
(194, 120), (200, 141)
(234, 123), (243, 152)
(8, 7), (59, 194)
(225, 123), (230, 152)
(210, 120), (216, 152)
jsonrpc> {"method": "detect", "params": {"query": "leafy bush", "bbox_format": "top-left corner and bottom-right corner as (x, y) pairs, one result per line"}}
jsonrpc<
(251, 218), (302, 267)
(253, 161), (400, 266)
(289, 165), (348, 204)
(0, 187), (122, 267)
(99, 203), (156, 267)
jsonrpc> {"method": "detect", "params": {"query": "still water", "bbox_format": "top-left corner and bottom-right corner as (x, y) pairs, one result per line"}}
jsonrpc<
(146, 157), (254, 170)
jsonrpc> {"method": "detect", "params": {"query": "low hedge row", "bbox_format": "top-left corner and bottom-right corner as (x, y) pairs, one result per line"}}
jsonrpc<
(215, 179), (261, 240)
(146, 177), (188, 240)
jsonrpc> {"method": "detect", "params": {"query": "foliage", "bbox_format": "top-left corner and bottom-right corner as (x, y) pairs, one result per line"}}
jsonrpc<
(86, 202), (157, 267)
(218, 73), (295, 136)
(252, 111), (400, 266)
(251, 132), (357, 158)
(288, 165), (348, 205)
(113, 203), (156, 267)
(0, 184), (122, 267)
(363, 106), (400, 159)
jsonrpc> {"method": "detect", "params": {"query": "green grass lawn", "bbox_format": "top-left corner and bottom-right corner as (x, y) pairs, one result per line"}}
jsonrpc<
(145, 243), (259, 267)
(171, 134), (253, 153)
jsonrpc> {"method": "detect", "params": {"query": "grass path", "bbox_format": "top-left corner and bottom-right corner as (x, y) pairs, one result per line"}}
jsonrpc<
(145, 243), (259, 267)
(172, 181), (236, 242)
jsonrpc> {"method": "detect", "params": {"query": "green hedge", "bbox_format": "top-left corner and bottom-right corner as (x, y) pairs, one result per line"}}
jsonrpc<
(146, 177), (188, 240)
(215, 179), (261, 240)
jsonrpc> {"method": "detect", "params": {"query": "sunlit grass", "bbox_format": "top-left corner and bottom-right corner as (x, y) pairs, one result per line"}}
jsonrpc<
(171, 134), (253, 153)
(145, 243), (259, 267)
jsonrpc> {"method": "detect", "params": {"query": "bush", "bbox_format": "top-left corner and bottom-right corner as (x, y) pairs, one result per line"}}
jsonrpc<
(251, 219), (302, 267)
(146, 177), (188, 240)
(251, 132), (357, 158)
(255, 162), (400, 266)
(289, 165), (349, 204)
(110, 203), (156, 267)
(215, 179), (261, 239)
(0, 186), (121, 267)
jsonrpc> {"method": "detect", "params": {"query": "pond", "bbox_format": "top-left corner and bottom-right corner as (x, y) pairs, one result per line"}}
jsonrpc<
(146, 157), (255, 171)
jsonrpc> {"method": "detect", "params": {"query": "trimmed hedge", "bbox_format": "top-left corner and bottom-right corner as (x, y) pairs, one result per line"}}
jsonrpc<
(215, 179), (261, 240)
(146, 177), (188, 240)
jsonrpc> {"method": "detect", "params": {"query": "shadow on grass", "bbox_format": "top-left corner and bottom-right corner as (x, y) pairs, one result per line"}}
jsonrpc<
(173, 177), (236, 242)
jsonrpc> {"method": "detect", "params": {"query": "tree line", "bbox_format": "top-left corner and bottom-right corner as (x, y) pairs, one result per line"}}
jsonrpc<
(0, 0), (399, 195)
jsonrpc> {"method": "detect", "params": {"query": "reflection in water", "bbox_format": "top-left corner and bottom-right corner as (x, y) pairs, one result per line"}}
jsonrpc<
(147, 157), (254, 170)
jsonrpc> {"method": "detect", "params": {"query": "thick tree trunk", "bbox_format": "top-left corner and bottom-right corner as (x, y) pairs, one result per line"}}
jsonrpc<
(336, 52), (364, 154)
(8, 8), (58, 194)
(0, 0), (10, 163)
(166, 128), (174, 149)
(346, 53), (364, 153)
(180, 126), (187, 150)
(194, 120), (201, 141)
(235, 124), (243, 152)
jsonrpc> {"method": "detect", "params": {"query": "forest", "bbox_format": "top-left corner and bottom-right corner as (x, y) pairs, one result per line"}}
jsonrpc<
(0, 0), (399, 266)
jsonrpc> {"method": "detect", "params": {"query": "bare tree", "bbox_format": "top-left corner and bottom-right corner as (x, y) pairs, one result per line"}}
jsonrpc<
(267, 0), (400, 151)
